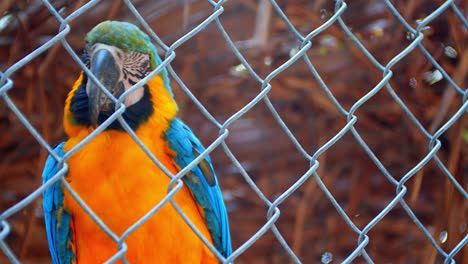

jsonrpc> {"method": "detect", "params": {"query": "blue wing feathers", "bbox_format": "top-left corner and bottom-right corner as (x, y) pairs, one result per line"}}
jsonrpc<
(165, 118), (232, 257)
(42, 143), (75, 264)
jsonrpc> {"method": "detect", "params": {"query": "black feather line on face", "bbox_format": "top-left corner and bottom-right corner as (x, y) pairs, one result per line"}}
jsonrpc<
(70, 75), (90, 125)
(69, 75), (154, 131)
(80, 46), (91, 68)
(124, 51), (151, 80)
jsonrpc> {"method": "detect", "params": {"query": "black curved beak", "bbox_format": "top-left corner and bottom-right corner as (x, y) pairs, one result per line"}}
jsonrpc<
(87, 48), (124, 126)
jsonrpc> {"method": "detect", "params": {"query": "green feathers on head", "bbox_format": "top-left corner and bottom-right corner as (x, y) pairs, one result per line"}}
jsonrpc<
(86, 20), (157, 69)
(85, 20), (171, 92)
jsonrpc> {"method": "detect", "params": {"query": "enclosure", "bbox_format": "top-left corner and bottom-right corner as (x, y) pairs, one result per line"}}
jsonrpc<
(0, 0), (467, 263)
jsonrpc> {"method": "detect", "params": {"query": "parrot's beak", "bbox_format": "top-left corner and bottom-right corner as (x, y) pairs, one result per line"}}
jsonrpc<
(87, 47), (124, 126)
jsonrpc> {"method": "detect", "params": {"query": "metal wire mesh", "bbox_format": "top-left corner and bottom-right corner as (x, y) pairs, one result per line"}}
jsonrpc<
(0, 0), (467, 263)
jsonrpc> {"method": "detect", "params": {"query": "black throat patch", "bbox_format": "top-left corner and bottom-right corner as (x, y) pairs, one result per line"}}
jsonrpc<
(69, 74), (154, 131)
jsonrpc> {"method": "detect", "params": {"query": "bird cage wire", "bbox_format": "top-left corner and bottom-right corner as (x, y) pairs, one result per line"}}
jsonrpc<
(0, 0), (467, 263)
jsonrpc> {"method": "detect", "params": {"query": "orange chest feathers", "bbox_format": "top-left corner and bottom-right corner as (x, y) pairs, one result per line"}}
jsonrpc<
(62, 130), (217, 263)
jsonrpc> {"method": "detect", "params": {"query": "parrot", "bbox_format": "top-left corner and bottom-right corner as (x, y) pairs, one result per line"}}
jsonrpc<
(42, 20), (232, 263)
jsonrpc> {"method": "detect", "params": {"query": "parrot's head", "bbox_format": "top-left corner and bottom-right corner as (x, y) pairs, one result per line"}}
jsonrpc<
(66, 20), (175, 132)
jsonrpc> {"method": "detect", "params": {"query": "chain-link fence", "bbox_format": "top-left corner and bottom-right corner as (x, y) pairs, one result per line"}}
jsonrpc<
(0, 0), (467, 263)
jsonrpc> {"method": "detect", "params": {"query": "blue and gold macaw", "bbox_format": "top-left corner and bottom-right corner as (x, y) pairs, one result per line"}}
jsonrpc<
(42, 21), (231, 263)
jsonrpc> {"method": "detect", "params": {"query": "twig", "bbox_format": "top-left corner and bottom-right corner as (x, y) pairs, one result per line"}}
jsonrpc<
(411, 49), (468, 203)
(235, 0), (272, 50)
(182, 0), (191, 31)
(291, 129), (327, 261)
(443, 116), (466, 260)
(107, 0), (123, 21)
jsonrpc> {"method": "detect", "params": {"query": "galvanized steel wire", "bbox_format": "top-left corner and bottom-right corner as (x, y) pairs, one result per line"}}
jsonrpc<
(0, 0), (467, 263)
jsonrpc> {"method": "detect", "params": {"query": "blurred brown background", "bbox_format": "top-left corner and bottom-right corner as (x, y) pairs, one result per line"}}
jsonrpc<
(0, 0), (467, 263)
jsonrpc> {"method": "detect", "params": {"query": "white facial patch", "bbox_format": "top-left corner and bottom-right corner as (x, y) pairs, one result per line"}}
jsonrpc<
(122, 80), (144, 107)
